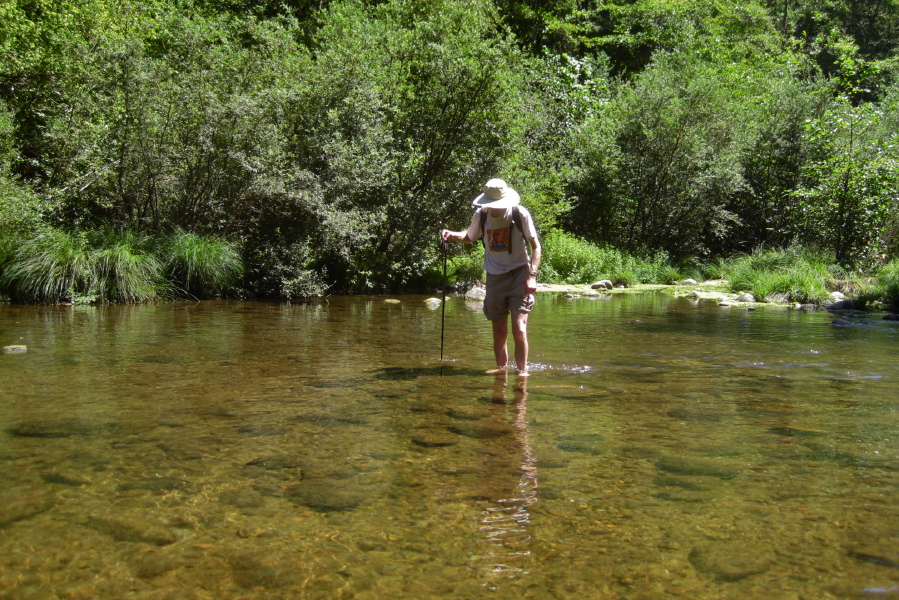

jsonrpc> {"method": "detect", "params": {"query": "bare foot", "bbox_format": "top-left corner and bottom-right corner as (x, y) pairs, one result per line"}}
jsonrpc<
(517, 370), (530, 377)
(486, 368), (506, 375)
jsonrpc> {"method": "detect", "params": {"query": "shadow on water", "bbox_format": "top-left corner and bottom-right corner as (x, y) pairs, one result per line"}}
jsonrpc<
(372, 364), (487, 380)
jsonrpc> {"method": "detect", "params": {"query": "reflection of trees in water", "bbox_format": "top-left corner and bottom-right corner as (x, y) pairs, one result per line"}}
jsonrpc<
(475, 373), (538, 579)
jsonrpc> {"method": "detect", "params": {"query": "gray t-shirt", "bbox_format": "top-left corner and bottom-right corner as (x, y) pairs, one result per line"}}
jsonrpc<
(466, 206), (537, 275)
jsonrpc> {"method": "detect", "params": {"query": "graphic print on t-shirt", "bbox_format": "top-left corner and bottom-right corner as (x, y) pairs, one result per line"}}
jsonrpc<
(487, 227), (509, 252)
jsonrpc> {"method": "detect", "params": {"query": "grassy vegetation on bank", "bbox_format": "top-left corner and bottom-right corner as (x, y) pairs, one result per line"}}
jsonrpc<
(443, 231), (899, 311)
(2, 226), (898, 310)
(0, 228), (242, 304)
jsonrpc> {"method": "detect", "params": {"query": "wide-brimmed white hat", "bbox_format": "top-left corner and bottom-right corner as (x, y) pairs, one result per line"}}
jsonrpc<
(472, 178), (520, 209)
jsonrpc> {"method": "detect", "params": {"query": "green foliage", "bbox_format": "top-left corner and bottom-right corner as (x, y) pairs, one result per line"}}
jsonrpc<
(721, 247), (832, 303)
(162, 229), (243, 298)
(0, 228), (94, 303)
(540, 229), (672, 285)
(859, 259), (899, 311)
(562, 0), (782, 78)
(877, 260), (899, 311)
(446, 244), (486, 287)
(569, 53), (750, 258)
(794, 97), (899, 266)
(2, 0), (899, 303)
(90, 231), (166, 303)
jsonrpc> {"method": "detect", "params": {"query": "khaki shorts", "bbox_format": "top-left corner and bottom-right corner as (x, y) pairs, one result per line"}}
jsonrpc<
(484, 266), (535, 321)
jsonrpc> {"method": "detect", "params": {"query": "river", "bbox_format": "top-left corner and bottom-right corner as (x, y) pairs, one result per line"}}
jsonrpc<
(1, 292), (897, 599)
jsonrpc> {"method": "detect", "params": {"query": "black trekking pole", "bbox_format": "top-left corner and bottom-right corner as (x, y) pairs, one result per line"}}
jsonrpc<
(439, 238), (449, 364)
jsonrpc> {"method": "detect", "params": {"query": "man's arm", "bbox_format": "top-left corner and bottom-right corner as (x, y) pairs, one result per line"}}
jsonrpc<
(442, 229), (472, 243)
(526, 235), (541, 293)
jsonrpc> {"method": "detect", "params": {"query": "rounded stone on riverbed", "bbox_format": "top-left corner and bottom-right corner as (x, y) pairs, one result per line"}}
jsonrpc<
(688, 540), (774, 581)
(285, 481), (367, 512)
(0, 485), (56, 528)
(556, 433), (605, 455)
(465, 286), (486, 300)
(655, 455), (743, 479)
(884, 313), (899, 321)
(424, 297), (442, 308)
(2, 345), (27, 353)
(384, 298), (401, 304)
(411, 432), (458, 447)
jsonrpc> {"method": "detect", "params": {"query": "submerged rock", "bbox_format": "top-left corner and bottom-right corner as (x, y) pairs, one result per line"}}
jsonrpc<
(411, 432), (458, 447)
(118, 476), (189, 493)
(447, 423), (513, 439)
(8, 419), (116, 438)
(83, 515), (178, 546)
(655, 455), (742, 479)
(245, 455), (303, 471)
(2, 345), (27, 353)
(556, 433), (604, 455)
(42, 471), (92, 486)
(285, 480), (367, 512)
(0, 485), (56, 528)
(689, 540), (774, 581)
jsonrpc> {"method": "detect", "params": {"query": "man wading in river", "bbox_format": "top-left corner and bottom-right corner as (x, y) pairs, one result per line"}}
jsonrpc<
(442, 179), (542, 377)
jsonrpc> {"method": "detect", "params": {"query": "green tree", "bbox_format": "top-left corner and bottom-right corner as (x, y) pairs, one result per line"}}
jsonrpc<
(795, 95), (899, 265)
(569, 54), (751, 258)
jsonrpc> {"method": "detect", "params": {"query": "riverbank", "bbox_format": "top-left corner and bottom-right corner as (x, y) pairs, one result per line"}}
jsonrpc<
(538, 279), (760, 304)
(534, 279), (899, 316)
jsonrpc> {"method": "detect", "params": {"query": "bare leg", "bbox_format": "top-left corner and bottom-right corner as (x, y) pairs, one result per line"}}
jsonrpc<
(491, 316), (509, 369)
(511, 310), (529, 374)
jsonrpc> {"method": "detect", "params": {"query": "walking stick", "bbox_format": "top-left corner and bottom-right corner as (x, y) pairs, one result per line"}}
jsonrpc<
(440, 238), (449, 363)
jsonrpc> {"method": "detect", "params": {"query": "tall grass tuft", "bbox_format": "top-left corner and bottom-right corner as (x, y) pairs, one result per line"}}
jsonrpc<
(90, 231), (167, 302)
(163, 229), (243, 298)
(722, 246), (831, 303)
(874, 260), (899, 311)
(0, 229), (94, 303)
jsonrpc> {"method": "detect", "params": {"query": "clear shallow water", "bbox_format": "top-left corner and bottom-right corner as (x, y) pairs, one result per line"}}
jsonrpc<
(0, 293), (897, 600)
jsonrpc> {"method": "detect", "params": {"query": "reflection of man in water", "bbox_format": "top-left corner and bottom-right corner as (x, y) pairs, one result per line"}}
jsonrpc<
(475, 373), (537, 577)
